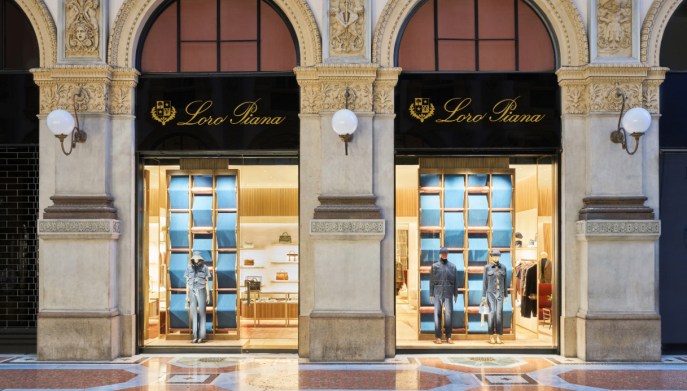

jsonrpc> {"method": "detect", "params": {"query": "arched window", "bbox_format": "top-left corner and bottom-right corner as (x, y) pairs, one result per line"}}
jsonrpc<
(397, 0), (555, 71)
(660, 2), (687, 70)
(139, 0), (298, 72)
(0, 0), (39, 69)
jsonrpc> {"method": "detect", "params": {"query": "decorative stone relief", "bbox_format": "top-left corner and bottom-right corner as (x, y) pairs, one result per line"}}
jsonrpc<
(576, 220), (660, 236)
(64, 0), (100, 58)
(562, 85), (589, 114)
(329, 0), (365, 57)
(311, 219), (385, 234)
(38, 219), (121, 234)
(590, 82), (642, 112)
(300, 84), (321, 114)
(597, 0), (632, 57)
(39, 83), (107, 113)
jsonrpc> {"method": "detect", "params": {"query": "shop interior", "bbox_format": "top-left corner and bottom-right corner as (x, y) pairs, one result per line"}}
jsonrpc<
(395, 157), (557, 349)
(141, 159), (298, 350)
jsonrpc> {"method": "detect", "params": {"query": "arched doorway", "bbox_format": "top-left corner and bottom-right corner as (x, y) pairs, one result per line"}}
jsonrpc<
(657, 0), (687, 353)
(0, 0), (40, 353)
(135, 0), (300, 352)
(393, 0), (560, 350)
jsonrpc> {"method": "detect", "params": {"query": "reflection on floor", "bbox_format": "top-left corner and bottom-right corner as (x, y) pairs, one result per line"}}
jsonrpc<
(144, 320), (297, 350)
(1, 353), (686, 390)
(396, 295), (555, 349)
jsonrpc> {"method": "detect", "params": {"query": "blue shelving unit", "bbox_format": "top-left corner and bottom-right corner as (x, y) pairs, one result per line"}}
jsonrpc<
(166, 172), (239, 338)
(417, 170), (514, 339)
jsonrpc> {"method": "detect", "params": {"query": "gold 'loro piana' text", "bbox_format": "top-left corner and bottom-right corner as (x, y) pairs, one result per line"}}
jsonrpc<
(176, 99), (286, 126)
(435, 97), (545, 124)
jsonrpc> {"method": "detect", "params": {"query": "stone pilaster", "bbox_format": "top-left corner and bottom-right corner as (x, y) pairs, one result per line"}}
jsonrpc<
(33, 63), (139, 360)
(295, 64), (399, 360)
(557, 61), (666, 360)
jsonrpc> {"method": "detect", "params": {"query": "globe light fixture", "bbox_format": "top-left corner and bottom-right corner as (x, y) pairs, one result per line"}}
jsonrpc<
(46, 92), (87, 156)
(331, 88), (358, 155)
(610, 90), (651, 156)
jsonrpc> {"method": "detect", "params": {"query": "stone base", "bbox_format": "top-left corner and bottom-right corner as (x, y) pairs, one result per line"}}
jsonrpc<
(37, 312), (120, 361)
(577, 314), (661, 361)
(309, 311), (385, 361)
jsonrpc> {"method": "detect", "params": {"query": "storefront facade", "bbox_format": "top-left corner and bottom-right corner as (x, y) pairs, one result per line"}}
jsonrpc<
(2, 0), (683, 361)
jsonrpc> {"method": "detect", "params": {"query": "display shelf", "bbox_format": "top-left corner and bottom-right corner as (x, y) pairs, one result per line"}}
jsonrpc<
(417, 170), (515, 339)
(241, 265), (264, 269)
(271, 260), (299, 264)
(271, 280), (298, 283)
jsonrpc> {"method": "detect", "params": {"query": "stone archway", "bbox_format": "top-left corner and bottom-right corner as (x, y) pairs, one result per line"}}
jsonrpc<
(372, 0), (589, 68)
(108, 0), (322, 68)
(642, 0), (684, 66)
(15, 0), (57, 67)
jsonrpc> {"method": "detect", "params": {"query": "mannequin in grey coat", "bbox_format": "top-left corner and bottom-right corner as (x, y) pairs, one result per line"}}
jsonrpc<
(481, 249), (507, 344)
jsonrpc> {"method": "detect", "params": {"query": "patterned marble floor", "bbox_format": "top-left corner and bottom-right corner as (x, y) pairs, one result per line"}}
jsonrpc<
(0, 354), (685, 390)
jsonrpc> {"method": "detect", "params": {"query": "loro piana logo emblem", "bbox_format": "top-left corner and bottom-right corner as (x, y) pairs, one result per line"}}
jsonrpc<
(151, 101), (176, 125)
(409, 98), (435, 123)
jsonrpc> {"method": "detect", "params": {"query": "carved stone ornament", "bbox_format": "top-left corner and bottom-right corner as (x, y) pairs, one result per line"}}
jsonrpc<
(562, 84), (589, 114)
(65, 0), (100, 58)
(310, 219), (385, 235)
(329, 0), (365, 57)
(295, 64), (381, 113)
(576, 220), (660, 236)
(597, 0), (632, 57)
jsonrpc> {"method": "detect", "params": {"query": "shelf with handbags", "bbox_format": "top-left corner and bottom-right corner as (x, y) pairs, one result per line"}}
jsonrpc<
(417, 171), (515, 340)
(165, 172), (239, 340)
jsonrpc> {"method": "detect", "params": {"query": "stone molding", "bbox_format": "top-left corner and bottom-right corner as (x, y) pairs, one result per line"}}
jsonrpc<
(310, 219), (385, 235)
(31, 65), (139, 114)
(576, 220), (661, 237)
(314, 195), (382, 219)
(372, 0), (588, 67)
(109, 0), (321, 67)
(576, 310), (660, 320)
(578, 196), (654, 220)
(295, 65), (400, 114)
(38, 219), (121, 240)
(641, 0), (683, 66)
(16, 0), (58, 66)
(557, 64), (667, 114)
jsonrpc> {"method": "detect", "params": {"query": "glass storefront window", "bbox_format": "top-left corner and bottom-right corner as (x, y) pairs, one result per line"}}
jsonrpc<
(140, 159), (298, 349)
(395, 156), (557, 349)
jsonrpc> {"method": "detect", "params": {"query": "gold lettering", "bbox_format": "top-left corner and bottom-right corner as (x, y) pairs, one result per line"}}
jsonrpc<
(177, 100), (228, 126)
(230, 99), (286, 125)
(436, 98), (486, 123)
(488, 97), (545, 123)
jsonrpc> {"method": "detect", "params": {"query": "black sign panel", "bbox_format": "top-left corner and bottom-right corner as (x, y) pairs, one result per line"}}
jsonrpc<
(395, 73), (560, 152)
(136, 75), (299, 151)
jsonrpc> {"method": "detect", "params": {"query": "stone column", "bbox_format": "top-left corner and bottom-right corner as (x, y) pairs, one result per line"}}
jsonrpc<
(556, 0), (665, 360)
(33, 0), (127, 360)
(296, 0), (399, 360)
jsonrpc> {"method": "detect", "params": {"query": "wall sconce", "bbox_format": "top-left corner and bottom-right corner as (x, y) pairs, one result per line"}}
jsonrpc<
(46, 93), (87, 156)
(610, 90), (651, 156)
(331, 88), (357, 155)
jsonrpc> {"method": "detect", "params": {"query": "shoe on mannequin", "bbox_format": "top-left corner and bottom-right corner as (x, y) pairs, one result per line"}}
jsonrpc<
(489, 335), (496, 344)
(496, 335), (503, 344)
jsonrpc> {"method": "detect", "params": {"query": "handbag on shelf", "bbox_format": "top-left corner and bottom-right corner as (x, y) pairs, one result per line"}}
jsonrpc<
(243, 259), (254, 266)
(279, 232), (292, 244)
(287, 251), (298, 263)
(276, 271), (289, 280)
(245, 277), (261, 291)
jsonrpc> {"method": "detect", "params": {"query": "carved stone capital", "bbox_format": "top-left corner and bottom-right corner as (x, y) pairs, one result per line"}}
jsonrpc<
(296, 64), (394, 114)
(557, 65), (666, 114)
(32, 65), (140, 115)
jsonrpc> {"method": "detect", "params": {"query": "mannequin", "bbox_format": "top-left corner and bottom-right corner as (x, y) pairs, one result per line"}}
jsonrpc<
(481, 249), (507, 344)
(429, 247), (459, 344)
(185, 251), (211, 343)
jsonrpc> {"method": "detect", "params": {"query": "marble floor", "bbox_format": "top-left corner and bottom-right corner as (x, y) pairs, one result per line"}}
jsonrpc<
(0, 354), (686, 390)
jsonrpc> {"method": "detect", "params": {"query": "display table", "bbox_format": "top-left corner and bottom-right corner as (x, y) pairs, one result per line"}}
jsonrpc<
(241, 291), (298, 326)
